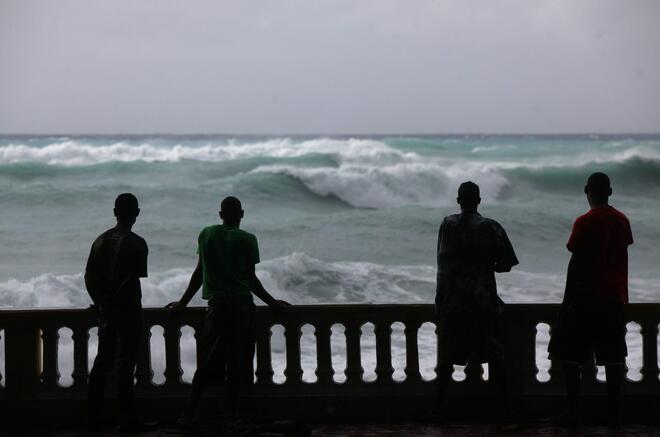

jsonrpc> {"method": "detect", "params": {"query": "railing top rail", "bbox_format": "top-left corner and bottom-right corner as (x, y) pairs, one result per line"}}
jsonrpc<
(0, 302), (658, 314)
(0, 303), (658, 328)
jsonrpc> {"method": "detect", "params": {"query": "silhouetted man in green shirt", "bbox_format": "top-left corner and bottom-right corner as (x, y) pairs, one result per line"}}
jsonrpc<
(167, 196), (290, 425)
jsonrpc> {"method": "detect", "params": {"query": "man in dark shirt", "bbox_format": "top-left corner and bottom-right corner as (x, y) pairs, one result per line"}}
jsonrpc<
(548, 173), (633, 426)
(167, 196), (290, 427)
(434, 181), (519, 417)
(85, 193), (153, 431)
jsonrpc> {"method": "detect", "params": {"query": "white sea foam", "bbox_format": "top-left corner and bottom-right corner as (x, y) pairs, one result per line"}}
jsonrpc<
(252, 161), (510, 208)
(2, 253), (656, 309)
(257, 252), (435, 304)
(0, 138), (411, 166)
(471, 144), (518, 153)
(2, 138), (659, 168)
(0, 254), (433, 309)
(518, 145), (660, 169)
(3, 139), (660, 211)
(0, 273), (90, 308)
(247, 141), (660, 207)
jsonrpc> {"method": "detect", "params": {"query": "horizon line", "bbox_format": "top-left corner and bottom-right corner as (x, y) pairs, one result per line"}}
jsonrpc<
(2, 131), (660, 137)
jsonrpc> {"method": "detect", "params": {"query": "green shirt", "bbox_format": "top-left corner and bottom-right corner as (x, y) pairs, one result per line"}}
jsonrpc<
(197, 224), (260, 302)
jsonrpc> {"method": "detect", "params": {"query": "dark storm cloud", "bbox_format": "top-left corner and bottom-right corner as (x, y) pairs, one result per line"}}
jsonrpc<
(1, 0), (659, 134)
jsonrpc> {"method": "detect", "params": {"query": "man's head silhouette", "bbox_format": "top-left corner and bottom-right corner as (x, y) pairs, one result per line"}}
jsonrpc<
(457, 181), (481, 213)
(219, 196), (244, 226)
(114, 193), (140, 226)
(585, 172), (612, 207)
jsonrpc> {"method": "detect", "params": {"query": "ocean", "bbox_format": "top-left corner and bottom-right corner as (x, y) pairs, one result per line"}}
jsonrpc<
(1, 134), (658, 384)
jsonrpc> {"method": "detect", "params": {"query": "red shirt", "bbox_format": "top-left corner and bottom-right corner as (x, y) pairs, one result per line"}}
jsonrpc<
(567, 206), (633, 303)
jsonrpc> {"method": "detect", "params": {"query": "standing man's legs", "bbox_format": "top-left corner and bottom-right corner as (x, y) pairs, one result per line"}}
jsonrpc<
(224, 307), (241, 415)
(605, 364), (623, 422)
(87, 318), (117, 423)
(184, 299), (229, 419)
(434, 361), (454, 410)
(433, 312), (468, 414)
(483, 313), (508, 418)
(116, 314), (141, 420)
(224, 300), (256, 416)
(562, 362), (580, 422)
(489, 358), (509, 417)
(548, 303), (587, 424)
(596, 302), (626, 425)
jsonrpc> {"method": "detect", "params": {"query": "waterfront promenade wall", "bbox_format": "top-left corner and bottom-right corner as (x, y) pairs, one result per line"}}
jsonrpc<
(0, 304), (658, 425)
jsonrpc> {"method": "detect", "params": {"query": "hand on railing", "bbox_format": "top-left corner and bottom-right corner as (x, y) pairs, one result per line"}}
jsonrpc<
(89, 296), (119, 319)
(269, 299), (291, 315)
(165, 301), (186, 317)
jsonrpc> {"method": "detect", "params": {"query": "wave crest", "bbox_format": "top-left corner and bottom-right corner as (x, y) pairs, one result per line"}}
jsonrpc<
(252, 162), (509, 208)
(0, 138), (410, 166)
(0, 254), (435, 308)
(2, 137), (660, 208)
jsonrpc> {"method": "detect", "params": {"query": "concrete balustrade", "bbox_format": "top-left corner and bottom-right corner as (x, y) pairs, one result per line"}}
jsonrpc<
(0, 304), (658, 425)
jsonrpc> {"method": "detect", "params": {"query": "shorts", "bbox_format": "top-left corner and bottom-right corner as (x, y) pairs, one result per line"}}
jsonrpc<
(437, 311), (504, 365)
(548, 301), (627, 365)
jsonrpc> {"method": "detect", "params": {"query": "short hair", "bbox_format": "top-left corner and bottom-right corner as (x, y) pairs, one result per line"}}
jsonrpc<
(220, 196), (242, 216)
(586, 172), (611, 196)
(457, 181), (480, 201)
(114, 193), (139, 217)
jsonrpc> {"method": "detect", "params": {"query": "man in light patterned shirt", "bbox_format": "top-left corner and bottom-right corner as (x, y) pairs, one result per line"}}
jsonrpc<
(434, 181), (519, 418)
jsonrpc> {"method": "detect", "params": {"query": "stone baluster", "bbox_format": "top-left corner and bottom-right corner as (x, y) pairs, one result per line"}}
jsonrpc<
(640, 320), (659, 382)
(522, 319), (540, 386)
(581, 356), (598, 387)
(314, 323), (333, 384)
(465, 360), (483, 384)
(71, 324), (89, 390)
(40, 327), (60, 390)
(404, 321), (421, 383)
(163, 323), (182, 386)
(135, 324), (153, 388)
(374, 321), (394, 383)
(193, 322), (206, 366)
(546, 322), (557, 384)
(344, 322), (363, 383)
(534, 320), (550, 383)
(255, 323), (274, 385)
(434, 321), (442, 381)
(283, 321), (302, 385)
(503, 313), (537, 397)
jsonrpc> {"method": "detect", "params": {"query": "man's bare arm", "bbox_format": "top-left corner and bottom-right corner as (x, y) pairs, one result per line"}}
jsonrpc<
(84, 271), (110, 306)
(248, 264), (290, 309)
(493, 262), (514, 273)
(166, 256), (203, 313)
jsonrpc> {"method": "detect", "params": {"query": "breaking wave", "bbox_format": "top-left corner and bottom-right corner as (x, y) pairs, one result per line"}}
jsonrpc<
(1, 137), (659, 209)
(0, 138), (410, 166)
(252, 162), (509, 208)
(0, 253), (433, 308)
(1, 252), (657, 310)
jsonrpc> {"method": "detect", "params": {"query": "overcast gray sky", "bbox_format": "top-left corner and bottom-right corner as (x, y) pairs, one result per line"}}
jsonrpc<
(1, 0), (659, 134)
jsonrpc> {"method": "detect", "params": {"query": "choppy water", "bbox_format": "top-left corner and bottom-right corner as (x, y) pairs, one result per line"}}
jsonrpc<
(1, 135), (658, 385)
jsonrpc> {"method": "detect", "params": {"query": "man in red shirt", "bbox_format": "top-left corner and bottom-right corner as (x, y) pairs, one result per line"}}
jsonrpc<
(548, 172), (633, 426)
